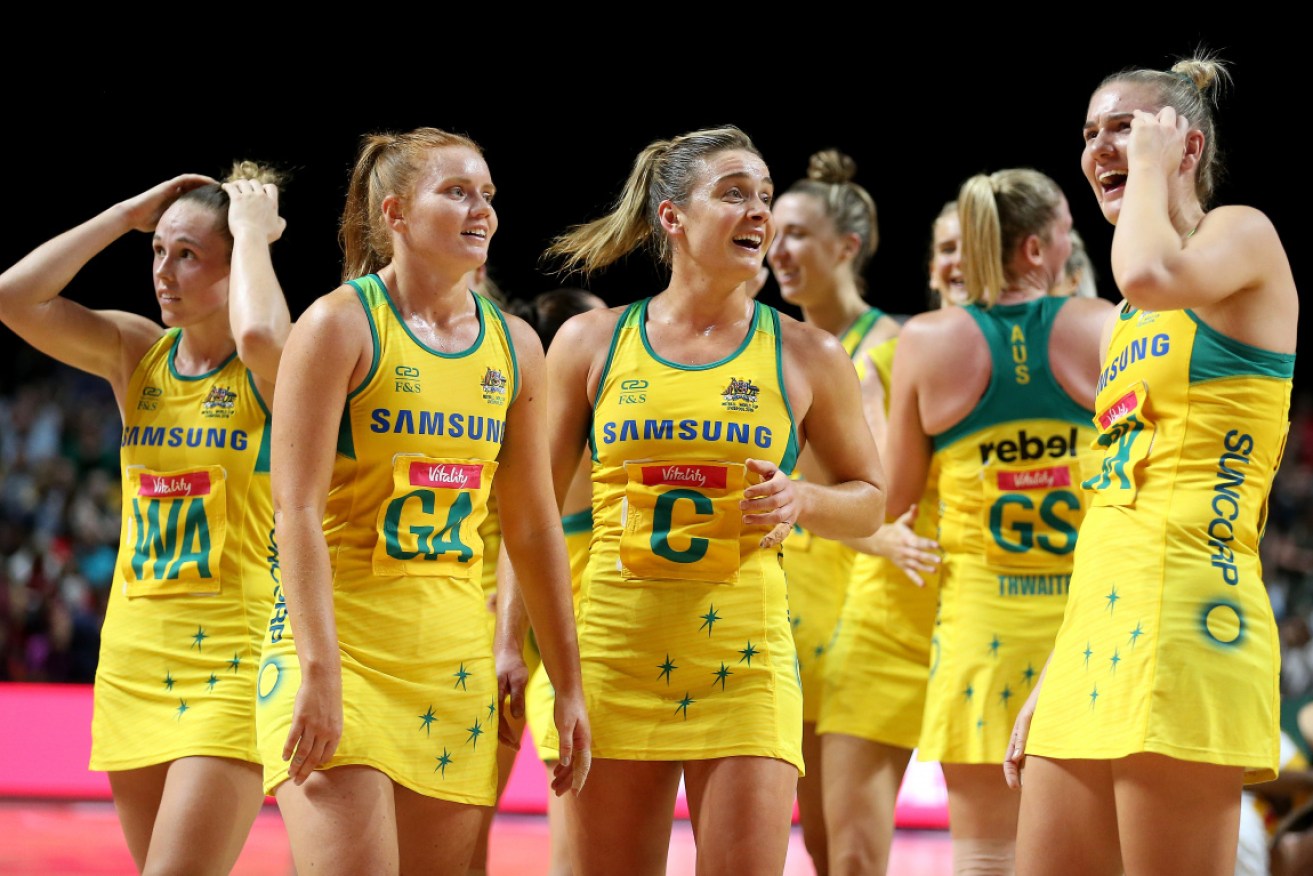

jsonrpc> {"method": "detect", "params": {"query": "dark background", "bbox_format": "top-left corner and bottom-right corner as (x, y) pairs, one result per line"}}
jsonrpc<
(1, 32), (1302, 391)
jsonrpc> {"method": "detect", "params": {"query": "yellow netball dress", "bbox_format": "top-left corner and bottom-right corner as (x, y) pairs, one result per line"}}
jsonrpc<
(257, 275), (516, 803)
(918, 297), (1100, 765)
(818, 332), (943, 749)
(527, 507), (592, 761)
(91, 329), (275, 771)
(543, 297), (803, 769)
(1027, 305), (1294, 782)
(784, 308), (888, 723)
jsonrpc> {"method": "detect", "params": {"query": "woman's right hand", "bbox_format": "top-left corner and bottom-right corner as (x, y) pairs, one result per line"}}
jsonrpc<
(869, 504), (941, 586)
(1004, 665), (1046, 790)
(283, 665), (343, 785)
(119, 174), (216, 233)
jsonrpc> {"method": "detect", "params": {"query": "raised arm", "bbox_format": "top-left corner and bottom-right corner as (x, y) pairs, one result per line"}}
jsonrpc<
(224, 178), (291, 393)
(0, 175), (213, 396)
(269, 289), (367, 785)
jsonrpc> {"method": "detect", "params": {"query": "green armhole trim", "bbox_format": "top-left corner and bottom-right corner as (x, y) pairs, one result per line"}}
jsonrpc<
(246, 370), (273, 474)
(1187, 310), (1296, 382)
(769, 305), (800, 475)
(561, 509), (593, 534)
(345, 275), (383, 403)
(589, 300), (643, 464)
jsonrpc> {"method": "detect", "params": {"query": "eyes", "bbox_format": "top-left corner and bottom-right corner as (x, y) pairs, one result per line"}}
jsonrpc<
(444, 185), (496, 205)
(154, 245), (196, 260)
(723, 185), (772, 206)
(1083, 118), (1133, 143)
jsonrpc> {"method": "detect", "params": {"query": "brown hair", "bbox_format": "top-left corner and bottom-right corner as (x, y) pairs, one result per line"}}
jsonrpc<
(778, 149), (879, 293)
(338, 127), (483, 282)
(542, 125), (762, 278)
(176, 160), (287, 254)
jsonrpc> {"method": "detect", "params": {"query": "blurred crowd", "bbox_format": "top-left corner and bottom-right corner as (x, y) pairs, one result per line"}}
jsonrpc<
(4, 360), (1313, 702)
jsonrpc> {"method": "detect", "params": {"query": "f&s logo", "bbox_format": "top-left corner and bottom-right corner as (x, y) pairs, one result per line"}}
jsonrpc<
(395, 365), (422, 393)
(619, 378), (648, 405)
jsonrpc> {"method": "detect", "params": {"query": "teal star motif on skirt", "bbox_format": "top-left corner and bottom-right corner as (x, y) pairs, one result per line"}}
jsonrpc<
(713, 663), (732, 690)
(191, 626), (208, 651)
(962, 684), (974, 702)
(1105, 586), (1120, 613)
(657, 655), (678, 684)
(1109, 648), (1121, 674)
(163, 671), (175, 691)
(813, 644), (824, 658)
(988, 635), (1002, 657)
(206, 673), (219, 692)
(699, 604), (721, 637)
(999, 685), (1013, 707)
(976, 716), (986, 733)
(1089, 684), (1100, 709)
(1083, 642), (1094, 668)
(1128, 622), (1145, 648)
(453, 663), (471, 690)
(467, 718), (484, 748)
(487, 700), (496, 720)
(227, 653), (242, 673)
(790, 613), (802, 632)
(675, 693), (694, 720)
(419, 705), (437, 735)
(435, 747), (454, 777)
(1021, 663), (1037, 687)
(175, 699), (190, 721)
(738, 641), (759, 666)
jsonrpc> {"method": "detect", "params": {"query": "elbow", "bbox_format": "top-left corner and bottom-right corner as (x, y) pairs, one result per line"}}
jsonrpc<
(1113, 265), (1177, 311)
(234, 325), (284, 371)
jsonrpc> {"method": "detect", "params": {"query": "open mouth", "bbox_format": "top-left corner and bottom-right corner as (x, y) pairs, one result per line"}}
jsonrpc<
(1098, 170), (1128, 194)
(733, 232), (764, 251)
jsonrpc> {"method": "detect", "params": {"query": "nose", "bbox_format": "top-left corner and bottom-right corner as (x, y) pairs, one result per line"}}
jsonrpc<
(1088, 128), (1116, 161)
(154, 253), (174, 281)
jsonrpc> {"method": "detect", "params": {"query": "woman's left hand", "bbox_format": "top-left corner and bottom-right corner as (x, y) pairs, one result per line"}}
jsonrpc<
(742, 458), (797, 548)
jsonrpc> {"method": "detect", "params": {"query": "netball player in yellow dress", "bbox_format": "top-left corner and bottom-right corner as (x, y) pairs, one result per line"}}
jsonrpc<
(0, 166), (288, 874)
(499, 125), (887, 876)
(258, 127), (588, 876)
(885, 168), (1112, 874)
(1007, 51), (1299, 876)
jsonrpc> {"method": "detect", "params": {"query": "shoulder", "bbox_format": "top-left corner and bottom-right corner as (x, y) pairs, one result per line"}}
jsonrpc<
(555, 303), (626, 349)
(778, 309), (850, 361)
(289, 285), (370, 344)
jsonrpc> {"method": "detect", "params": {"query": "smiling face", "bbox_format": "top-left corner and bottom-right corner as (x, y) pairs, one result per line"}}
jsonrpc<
(766, 191), (851, 309)
(928, 209), (965, 307)
(1082, 81), (1160, 224)
(393, 145), (497, 274)
(153, 200), (231, 328)
(670, 148), (774, 285)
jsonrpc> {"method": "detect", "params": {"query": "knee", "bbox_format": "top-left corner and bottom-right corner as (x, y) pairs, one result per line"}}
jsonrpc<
(952, 838), (1015, 876)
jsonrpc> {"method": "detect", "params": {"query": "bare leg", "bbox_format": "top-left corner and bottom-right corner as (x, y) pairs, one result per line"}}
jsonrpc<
(542, 759), (574, 876)
(683, 756), (799, 876)
(797, 722), (829, 875)
(564, 759), (682, 876)
(469, 714), (524, 875)
(821, 733), (913, 876)
(941, 762), (1020, 876)
(1015, 756), (1121, 876)
(395, 783), (486, 876)
(108, 756), (264, 876)
(1113, 753), (1242, 876)
(275, 765), (399, 875)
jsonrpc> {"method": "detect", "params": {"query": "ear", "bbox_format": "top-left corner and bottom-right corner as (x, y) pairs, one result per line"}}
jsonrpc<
(1180, 128), (1206, 175)
(381, 194), (405, 232)
(838, 231), (862, 264)
(658, 201), (682, 235)
(1022, 233), (1044, 266)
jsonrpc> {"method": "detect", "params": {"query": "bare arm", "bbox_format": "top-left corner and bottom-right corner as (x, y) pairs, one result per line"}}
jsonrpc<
(0, 175), (214, 395)
(748, 321), (885, 541)
(225, 179), (290, 393)
(495, 312), (602, 795)
(269, 289), (367, 785)
(1113, 108), (1297, 352)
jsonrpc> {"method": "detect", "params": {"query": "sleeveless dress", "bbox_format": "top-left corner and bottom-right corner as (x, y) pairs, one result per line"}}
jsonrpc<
(818, 332), (944, 748)
(1027, 305), (1294, 782)
(784, 307), (887, 723)
(91, 329), (275, 771)
(917, 298), (1101, 764)
(256, 275), (518, 803)
(542, 298), (804, 769)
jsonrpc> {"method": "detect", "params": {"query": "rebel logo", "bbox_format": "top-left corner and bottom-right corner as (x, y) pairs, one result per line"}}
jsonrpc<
(978, 428), (1080, 465)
